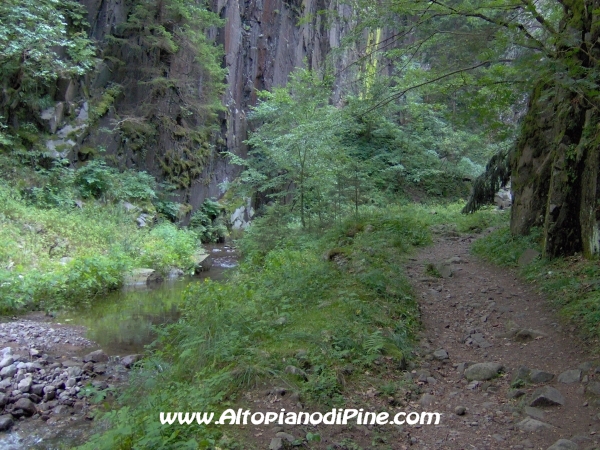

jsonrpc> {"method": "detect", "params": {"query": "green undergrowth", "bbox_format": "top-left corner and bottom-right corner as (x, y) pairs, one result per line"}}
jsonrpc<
(80, 202), (503, 449)
(473, 226), (600, 343)
(0, 174), (199, 313)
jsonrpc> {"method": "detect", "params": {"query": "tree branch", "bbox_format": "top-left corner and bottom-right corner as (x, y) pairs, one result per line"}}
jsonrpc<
(359, 60), (513, 116)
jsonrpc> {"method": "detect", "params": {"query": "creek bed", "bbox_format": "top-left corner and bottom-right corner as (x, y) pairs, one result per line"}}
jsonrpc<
(0, 244), (237, 449)
(60, 244), (238, 355)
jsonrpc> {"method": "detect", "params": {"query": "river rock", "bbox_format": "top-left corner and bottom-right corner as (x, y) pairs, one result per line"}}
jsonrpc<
(92, 364), (107, 374)
(124, 268), (163, 286)
(121, 354), (142, 368)
(0, 365), (16, 379)
(0, 357), (13, 370)
(193, 254), (213, 273)
(464, 362), (503, 381)
(0, 379), (12, 391)
(557, 369), (581, 384)
(517, 417), (552, 432)
(53, 404), (72, 415)
(530, 386), (565, 407)
(547, 440), (578, 450)
(17, 376), (32, 393)
(14, 397), (36, 416)
(30, 384), (44, 396)
(0, 415), (13, 432)
(67, 366), (83, 378)
(529, 370), (554, 384)
(83, 350), (108, 363)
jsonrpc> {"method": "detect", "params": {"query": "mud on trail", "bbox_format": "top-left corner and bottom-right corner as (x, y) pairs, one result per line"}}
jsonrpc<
(406, 231), (600, 449)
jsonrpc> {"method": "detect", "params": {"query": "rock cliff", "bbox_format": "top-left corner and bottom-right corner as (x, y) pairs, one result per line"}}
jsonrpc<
(50, 0), (393, 212)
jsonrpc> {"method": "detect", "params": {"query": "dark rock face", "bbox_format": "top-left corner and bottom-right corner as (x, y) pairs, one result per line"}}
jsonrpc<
(73, 0), (399, 214)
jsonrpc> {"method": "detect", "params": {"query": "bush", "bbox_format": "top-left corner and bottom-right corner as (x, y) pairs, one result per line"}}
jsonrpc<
(188, 198), (227, 243)
(139, 223), (198, 274)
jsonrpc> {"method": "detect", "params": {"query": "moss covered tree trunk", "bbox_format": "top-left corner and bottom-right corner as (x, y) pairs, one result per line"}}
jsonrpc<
(510, 0), (600, 258)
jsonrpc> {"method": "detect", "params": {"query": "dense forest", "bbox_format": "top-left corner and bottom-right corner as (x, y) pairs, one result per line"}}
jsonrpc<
(0, 0), (599, 448)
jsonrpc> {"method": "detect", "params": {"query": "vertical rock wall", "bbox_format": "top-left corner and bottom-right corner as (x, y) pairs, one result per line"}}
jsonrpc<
(77, 0), (391, 212)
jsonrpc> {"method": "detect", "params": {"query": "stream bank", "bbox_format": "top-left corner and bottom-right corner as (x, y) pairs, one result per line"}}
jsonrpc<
(0, 244), (238, 449)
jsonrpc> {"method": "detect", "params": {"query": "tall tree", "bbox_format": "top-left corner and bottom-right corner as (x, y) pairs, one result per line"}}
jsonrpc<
(349, 0), (599, 258)
(232, 69), (345, 228)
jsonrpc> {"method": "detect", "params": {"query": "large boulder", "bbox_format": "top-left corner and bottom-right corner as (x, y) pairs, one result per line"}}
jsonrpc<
(124, 268), (163, 286)
(83, 350), (109, 363)
(193, 253), (213, 273)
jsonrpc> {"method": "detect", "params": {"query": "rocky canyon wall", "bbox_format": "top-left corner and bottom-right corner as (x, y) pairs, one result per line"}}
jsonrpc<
(66, 0), (392, 213)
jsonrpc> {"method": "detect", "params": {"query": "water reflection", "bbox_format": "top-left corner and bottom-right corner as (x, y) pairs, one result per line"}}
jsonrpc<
(60, 244), (238, 355)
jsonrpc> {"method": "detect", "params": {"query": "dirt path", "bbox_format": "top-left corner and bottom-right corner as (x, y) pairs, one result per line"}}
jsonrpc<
(406, 231), (600, 449)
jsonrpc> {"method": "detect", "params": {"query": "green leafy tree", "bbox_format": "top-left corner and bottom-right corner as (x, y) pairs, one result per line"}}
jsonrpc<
(0, 0), (94, 141)
(341, 0), (599, 258)
(237, 69), (347, 228)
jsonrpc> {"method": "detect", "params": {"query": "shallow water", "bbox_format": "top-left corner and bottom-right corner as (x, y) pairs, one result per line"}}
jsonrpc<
(0, 245), (239, 449)
(59, 244), (238, 355)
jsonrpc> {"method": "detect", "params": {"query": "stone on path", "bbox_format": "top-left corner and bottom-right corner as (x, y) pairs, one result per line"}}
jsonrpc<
(437, 263), (453, 278)
(433, 349), (449, 360)
(420, 394), (435, 407)
(454, 406), (466, 416)
(517, 417), (553, 432)
(524, 406), (545, 420)
(547, 439), (578, 450)
(530, 386), (565, 407)
(586, 382), (600, 396)
(464, 362), (503, 381)
(530, 370), (555, 384)
(557, 369), (581, 384)
(269, 438), (283, 450)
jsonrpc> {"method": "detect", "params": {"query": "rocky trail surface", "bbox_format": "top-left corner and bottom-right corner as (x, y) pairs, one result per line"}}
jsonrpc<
(406, 231), (600, 450)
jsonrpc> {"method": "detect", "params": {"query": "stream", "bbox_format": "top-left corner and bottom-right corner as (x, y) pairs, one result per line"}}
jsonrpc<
(0, 244), (238, 449)
(59, 244), (239, 356)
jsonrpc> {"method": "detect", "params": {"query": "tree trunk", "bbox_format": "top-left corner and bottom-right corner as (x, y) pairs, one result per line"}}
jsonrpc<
(510, 0), (600, 258)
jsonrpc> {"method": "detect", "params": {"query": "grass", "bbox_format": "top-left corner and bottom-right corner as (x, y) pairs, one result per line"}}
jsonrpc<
(79, 202), (504, 449)
(473, 225), (600, 345)
(0, 179), (199, 312)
